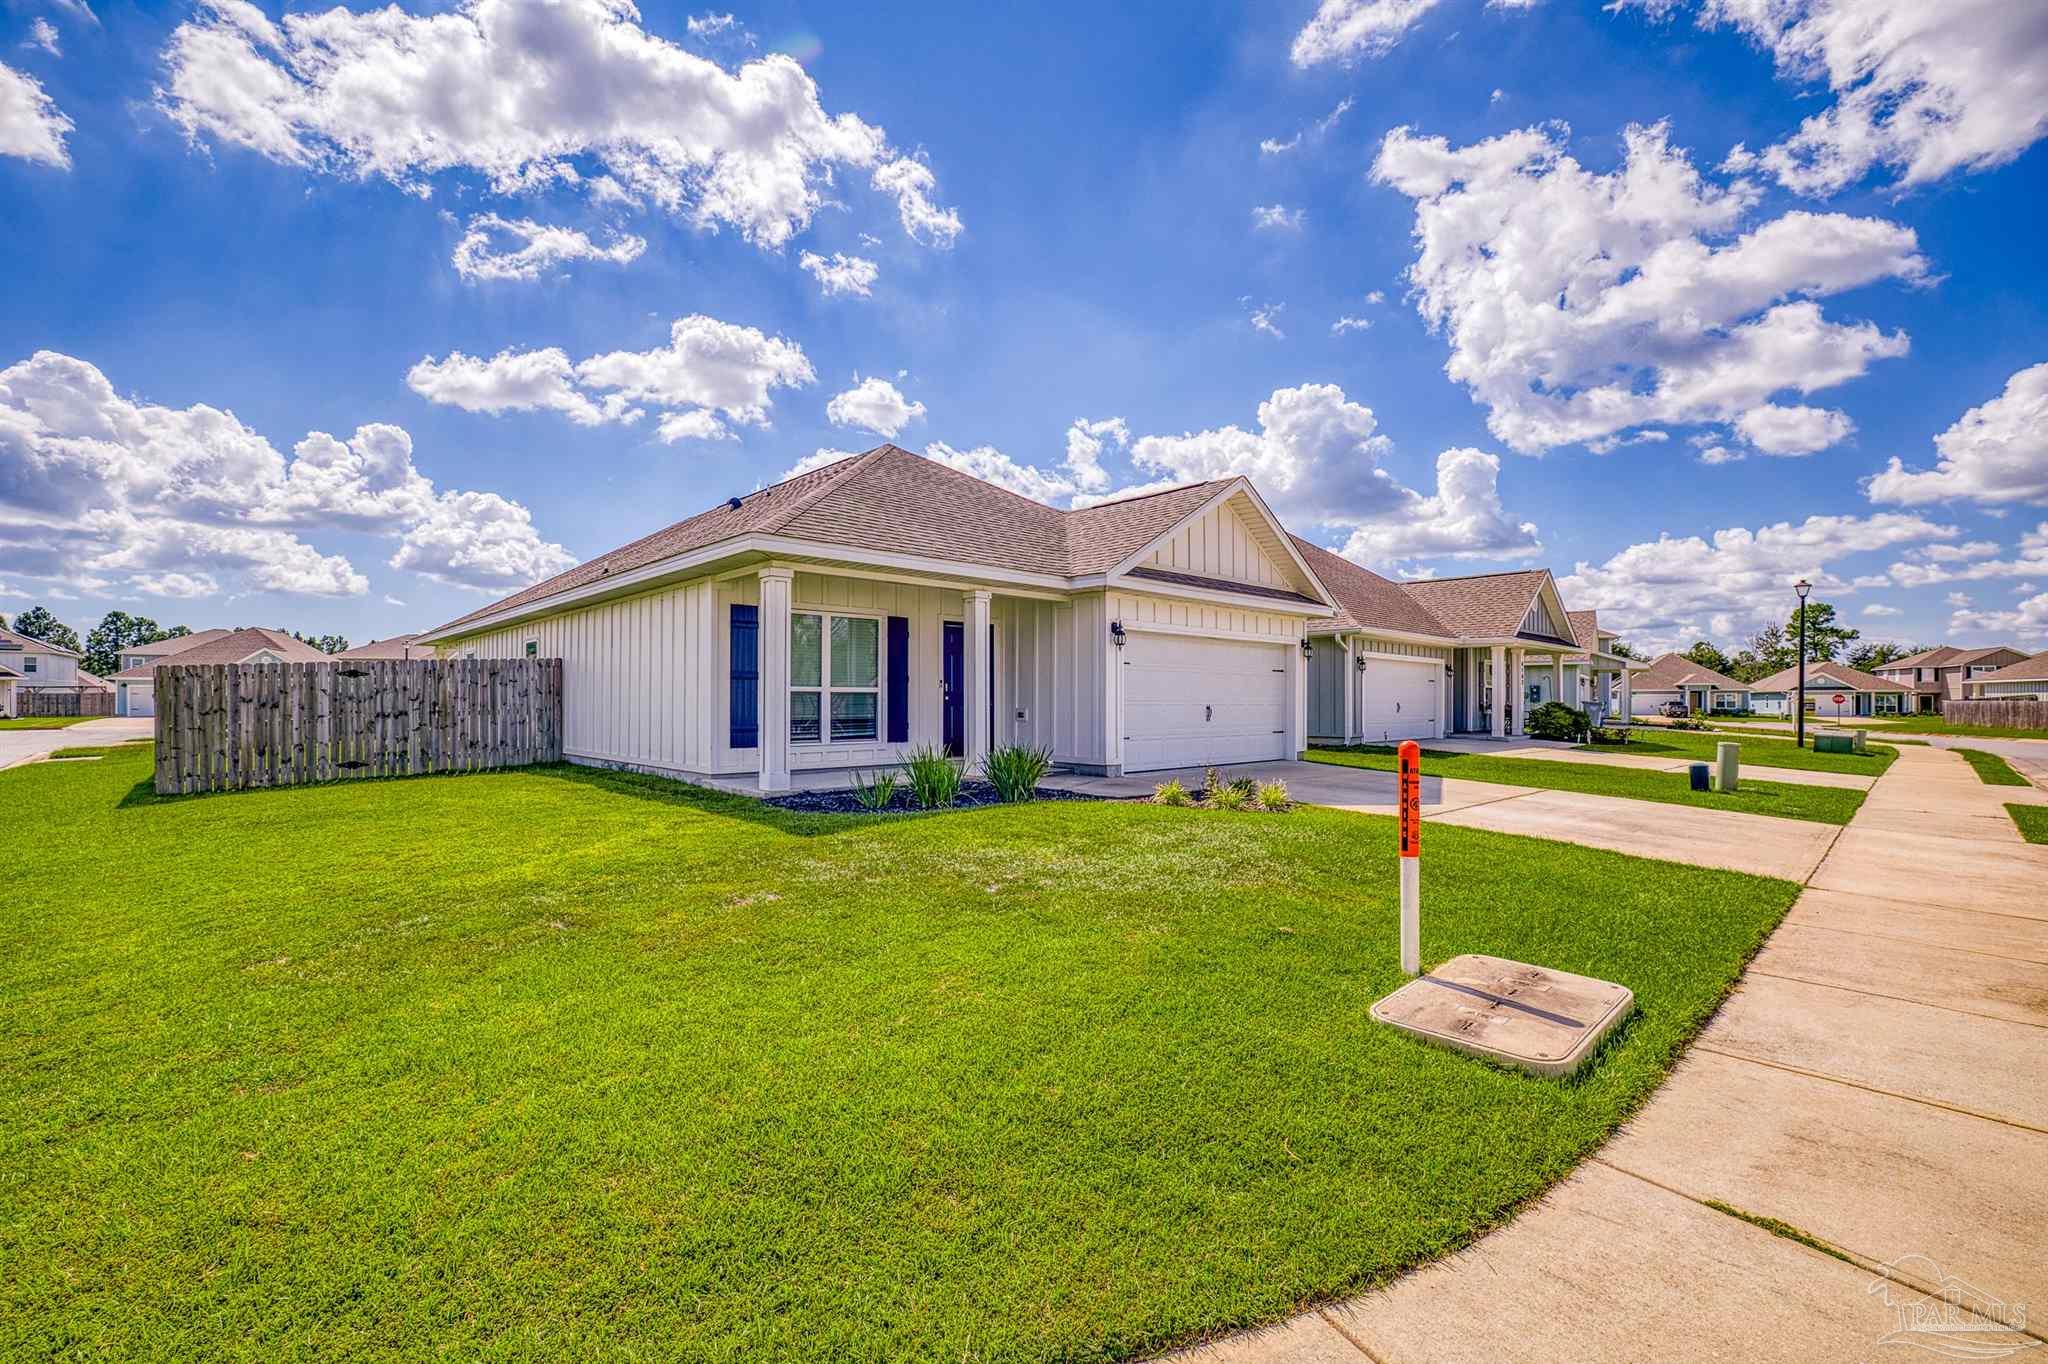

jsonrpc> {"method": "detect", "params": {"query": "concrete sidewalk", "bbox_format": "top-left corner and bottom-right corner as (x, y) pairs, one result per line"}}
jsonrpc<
(1165, 742), (2048, 1364)
(0, 716), (152, 770)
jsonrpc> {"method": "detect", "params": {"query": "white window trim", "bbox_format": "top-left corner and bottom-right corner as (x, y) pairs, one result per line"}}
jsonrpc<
(790, 609), (883, 746)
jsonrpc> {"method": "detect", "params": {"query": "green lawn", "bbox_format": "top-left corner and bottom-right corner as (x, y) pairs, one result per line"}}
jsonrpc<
(1, 745), (1800, 1361)
(1842, 716), (2048, 740)
(2007, 803), (2048, 844)
(1310, 745), (1865, 825)
(1577, 729), (1893, 777)
(1955, 748), (2030, 786)
(0, 715), (96, 730)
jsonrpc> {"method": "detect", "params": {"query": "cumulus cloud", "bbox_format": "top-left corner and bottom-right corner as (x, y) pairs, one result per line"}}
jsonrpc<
(1861, 603), (1900, 618)
(922, 442), (1077, 504)
(1866, 363), (2048, 507)
(1887, 523), (2048, 587)
(156, 0), (958, 250)
(1291, 0), (1441, 66)
(1556, 511), (1956, 650)
(1063, 417), (1128, 493)
(1952, 592), (2048, 641)
(390, 490), (573, 591)
(0, 60), (71, 167)
(1734, 403), (1854, 456)
(825, 376), (925, 438)
(1331, 316), (1372, 336)
(798, 250), (879, 298)
(409, 316), (813, 442)
(1373, 120), (1927, 455)
(1617, 0), (2048, 195)
(0, 350), (572, 597)
(1332, 447), (1543, 567)
(450, 214), (646, 282)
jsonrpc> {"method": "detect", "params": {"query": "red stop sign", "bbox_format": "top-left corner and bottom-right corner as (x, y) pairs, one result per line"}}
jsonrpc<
(1832, 693), (1846, 705)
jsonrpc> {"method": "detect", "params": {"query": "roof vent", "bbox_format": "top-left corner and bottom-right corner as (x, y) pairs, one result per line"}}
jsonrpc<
(727, 496), (743, 510)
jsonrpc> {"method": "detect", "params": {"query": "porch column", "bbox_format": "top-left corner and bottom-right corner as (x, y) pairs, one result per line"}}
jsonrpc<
(1509, 647), (1525, 735)
(1618, 665), (1631, 720)
(1285, 631), (1307, 757)
(757, 567), (793, 792)
(1490, 644), (1507, 738)
(1341, 636), (1357, 743)
(1553, 654), (1564, 708)
(964, 589), (992, 771)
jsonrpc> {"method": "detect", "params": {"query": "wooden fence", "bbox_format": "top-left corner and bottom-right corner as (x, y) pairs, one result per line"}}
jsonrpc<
(17, 688), (114, 718)
(152, 658), (562, 795)
(1943, 698), (2048, 732)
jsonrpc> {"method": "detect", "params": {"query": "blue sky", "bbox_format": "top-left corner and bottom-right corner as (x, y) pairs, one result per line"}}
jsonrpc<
(3, 0), (2045, 653)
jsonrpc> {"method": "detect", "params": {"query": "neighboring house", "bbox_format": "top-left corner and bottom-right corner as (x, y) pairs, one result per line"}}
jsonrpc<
(1295, 544), (1590, 742)
(334, 633), (429, 661)
(1628, 654), (1753, 716)
(1552, 610), (1641, 725)
(0, 624), (85, 716)
(110, 628), (328, 717)
(1870, 645), (2029, 713)
(0, 660), (20, 718)
(1964, 649), (2048, 701)
(1750, 660), (1909, 718)
(416, 444), (1343, 790)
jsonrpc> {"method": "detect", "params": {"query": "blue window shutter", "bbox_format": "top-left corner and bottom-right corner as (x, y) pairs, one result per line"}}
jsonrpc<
(730, 604), (759, 749)
(886, 616), (909, 743)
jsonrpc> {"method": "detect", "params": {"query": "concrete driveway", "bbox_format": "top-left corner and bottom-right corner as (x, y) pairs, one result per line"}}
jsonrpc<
(0, 717), (152, 770)
(1045, 757), (1841, 881)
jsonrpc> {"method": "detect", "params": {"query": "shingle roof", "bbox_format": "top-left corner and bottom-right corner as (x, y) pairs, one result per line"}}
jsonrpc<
(334, 633), (425, 660)
(112, 628), (328, 680)
(1633, 652), (1749, 691)
(1972, 649), (2048, 684)
(1396, 569), (1556, 641)
(0, 624), (81, 658)
(1886, 646), (1959, 670)
(120, 628), (233, 659)
(1946, 645), (2025, 668)
(76, 669), (112, 692)
(0, 662), (20, 679)
(1122, 566), (1320, 605)
(425, 445), (1264, 639)
(1750, 660), (1909, 693)
(1289, 537), (1456, 638)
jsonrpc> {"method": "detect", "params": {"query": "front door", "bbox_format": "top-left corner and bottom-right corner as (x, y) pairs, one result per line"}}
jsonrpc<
(942, 622), (964, 757)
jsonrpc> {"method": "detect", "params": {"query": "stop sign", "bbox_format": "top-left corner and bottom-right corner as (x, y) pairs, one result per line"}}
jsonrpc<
(1832, 693), (1846, 705)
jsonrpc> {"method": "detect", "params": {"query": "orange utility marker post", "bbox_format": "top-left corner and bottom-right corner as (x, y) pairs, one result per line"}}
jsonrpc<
(1398, 739), (1421, 976)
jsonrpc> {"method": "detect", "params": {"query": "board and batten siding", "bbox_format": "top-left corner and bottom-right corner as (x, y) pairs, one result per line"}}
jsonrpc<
(1141, 498), (1298, 591)
(1306, 633), (1450, 737)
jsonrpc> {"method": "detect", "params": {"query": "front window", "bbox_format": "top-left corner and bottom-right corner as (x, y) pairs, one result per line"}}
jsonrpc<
(791, 612), (879, 743)
(23, 656), (35, 674)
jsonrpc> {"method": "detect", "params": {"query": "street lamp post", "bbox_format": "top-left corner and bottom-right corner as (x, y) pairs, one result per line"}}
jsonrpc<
(1794, 578), (1812, 748)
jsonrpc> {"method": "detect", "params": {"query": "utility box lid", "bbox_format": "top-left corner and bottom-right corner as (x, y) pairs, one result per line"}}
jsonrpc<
(1370, 954), (1633, 1078)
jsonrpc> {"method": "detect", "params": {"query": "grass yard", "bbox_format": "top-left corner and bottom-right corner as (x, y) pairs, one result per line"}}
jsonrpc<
(2007, 803), (2048, 844)
(1, 745), (1800, 1362)
(1309, 745), (1866, 825)
(1844, 716), (2048, 740)
(0, 715), (96, 730)
(1577, 729), (1894, 776)
(1955, 748), (2030, 786)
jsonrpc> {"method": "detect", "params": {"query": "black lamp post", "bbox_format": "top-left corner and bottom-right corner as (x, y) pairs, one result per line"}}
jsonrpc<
(1794, 578), (1812, 748)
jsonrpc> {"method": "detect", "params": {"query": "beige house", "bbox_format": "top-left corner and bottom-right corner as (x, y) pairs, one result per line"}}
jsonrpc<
(417, 445), (1343, 790)
(1871, 645), (2029, 713)
(334, 634), (430, 661)
(1628, 654), (1752, 716)
(1750, 660), (1909, 718)
(111, 628), (326, 717)
(1965, 649), (2048, 701)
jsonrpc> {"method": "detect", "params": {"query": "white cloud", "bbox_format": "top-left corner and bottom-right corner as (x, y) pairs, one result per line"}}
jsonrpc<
(1364, 290), (1386, 305)
(1063, 417), (1128, 493)
(798, 251), (879, 298)
(50, 0), (97, 26)
(383, 593), (407, 607)
(1489, 88), (1506, 104)
(1331, 316), (1372, 336)
(157, 0), (957, 249)
(1617, 0), (2048, 195)
(922, 443), (1077, 504)
(1866, 362), (2048, 507)
(1734, 403), (1854, 455)
(0, 349), (571, 597)
(1291, 0), (1442, 66)
(1696, 444), (1742, 465)
(1887, 523), (2048, 587)
(685, 12), (736, 37)
(1372, 120), (1928, 455)
(24, 19), (60, 56)
(390, 490), (574, 592)
(1952, 592), (2048, 641)
(134, 571), (217, 598)
(1252, 204), (1305, 231)
(1860, 603), (1900, 618)
(825, 376), (925, 438)
(1945, 592), (1972, 608)
(0, 60), (71, 167)
(410, 316), (813, 441)
(450, 214), (646, 283)
(1250, 303), (1286, 339)
(1556, 511), (1957, 650)
(1585, 429), (1671, 455)
(1260, 96), (1352, 155)
(1332, 447), (1543, 568)
(780, 448), (862, 481)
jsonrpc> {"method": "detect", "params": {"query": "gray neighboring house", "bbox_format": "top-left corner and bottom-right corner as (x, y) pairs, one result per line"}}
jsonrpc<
(1750, 660), (1909, 719)
(1627, 653), (1752, 716)
(1964, 649), (2048, 701)
(0, 624), (87, 716)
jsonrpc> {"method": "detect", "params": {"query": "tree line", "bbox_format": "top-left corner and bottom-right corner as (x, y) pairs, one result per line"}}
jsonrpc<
(1, 606), (349, 677)
(1665, 601), (1922, 684)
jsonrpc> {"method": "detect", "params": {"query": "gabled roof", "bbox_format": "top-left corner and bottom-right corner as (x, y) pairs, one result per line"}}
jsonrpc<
(1885, 646), (1960, 670)
(423, 445), (1328, 641)
(1632, 653), (1749, 691)
(1972, 649), (2048, 684)
(1289, 536), (1456, 638)
(112, 628), (327, 680)
(76, 669), (113, 692)
(1750, 660), (1909, 693)
(121, 629), (233, 659)
(0, 624), (80, 658)
(1397, 568), (1569, 643)
(0, 662), (20, 679)
(334, 633), (425, 660)
(1946, 645), (2026, 668)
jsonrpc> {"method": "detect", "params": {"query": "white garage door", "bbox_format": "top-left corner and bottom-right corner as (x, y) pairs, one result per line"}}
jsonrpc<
(1359, 658), (1440, 741)
(120, 682), (155, 717)
(1122, 633), (1290, 772)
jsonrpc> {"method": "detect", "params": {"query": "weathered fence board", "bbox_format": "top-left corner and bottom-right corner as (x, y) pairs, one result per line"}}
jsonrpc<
(1943, 698), (2048, 732)
(15, 688), (115, 718)
(152, 658), (563, 795)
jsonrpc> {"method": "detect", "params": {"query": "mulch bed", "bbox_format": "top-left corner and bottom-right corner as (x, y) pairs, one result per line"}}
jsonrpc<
(764, 781), (1101, 816)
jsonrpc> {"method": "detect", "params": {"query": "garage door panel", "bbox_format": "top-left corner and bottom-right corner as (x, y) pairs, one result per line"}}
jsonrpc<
(1358, 659), (1439, 742)
(1122, 633), (1290, 772)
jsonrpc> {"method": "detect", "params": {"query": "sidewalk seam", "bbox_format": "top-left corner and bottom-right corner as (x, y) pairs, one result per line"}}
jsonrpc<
(1773, 918), (2048, 967)
(1692, 1043), (2048, 1136)
(1743, 966), (2048, 1031)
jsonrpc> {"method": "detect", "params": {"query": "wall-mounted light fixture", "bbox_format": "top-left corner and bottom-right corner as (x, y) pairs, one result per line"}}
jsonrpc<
(1110, 620), (1127, 650)
(1355, 653), (1369, 673)
(1300, 636), (1314, 657)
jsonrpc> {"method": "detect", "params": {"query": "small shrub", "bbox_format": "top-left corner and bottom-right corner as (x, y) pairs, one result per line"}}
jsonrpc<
(982, 743), (1053, 802)
(1255, 779), (1292, 810)
(848, 768), (899, 811)
(1587, 726), (1631, 746)
(1153, 777), (1192, 806)
(1207, 781), (1251, 811)
(902, 745), (962, 809)
(1525, 700), (1592, 742)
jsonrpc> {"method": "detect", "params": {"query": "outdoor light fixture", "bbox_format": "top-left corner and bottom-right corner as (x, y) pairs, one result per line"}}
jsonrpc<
(1794, 578), (1812, 749)
(1355, 653), (1369, 672)
(1110, 620), (1126, 649)
(1301, 636), (1314, 657)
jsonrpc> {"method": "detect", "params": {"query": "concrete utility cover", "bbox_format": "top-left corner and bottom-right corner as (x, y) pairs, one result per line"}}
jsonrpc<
(1371, 954), (1634, 1078)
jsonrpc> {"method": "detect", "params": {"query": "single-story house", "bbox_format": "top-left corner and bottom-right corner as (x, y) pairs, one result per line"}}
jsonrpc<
(1750, 661), (1909, 718)
(416, 445), (1346, 790)
(1628, 654), (1752, 716)
(111, 627), (328, 717)
(1295, 547), (1590, 743)
(1551, 610), (1642, 725)
(1965, 649), (2048, 701)
(1871, 645), (2029, 713)
(334, 633), (430, 661)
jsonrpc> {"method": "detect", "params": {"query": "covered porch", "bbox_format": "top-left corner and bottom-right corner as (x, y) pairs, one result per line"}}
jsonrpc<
(1446, 641), (1604, 737)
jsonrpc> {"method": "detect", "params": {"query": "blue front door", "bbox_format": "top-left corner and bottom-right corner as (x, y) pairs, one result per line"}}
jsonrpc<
(942, 622), (964, 757)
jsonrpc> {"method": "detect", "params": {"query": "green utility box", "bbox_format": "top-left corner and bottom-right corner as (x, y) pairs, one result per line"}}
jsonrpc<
(1814, 730), (1856, 754)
